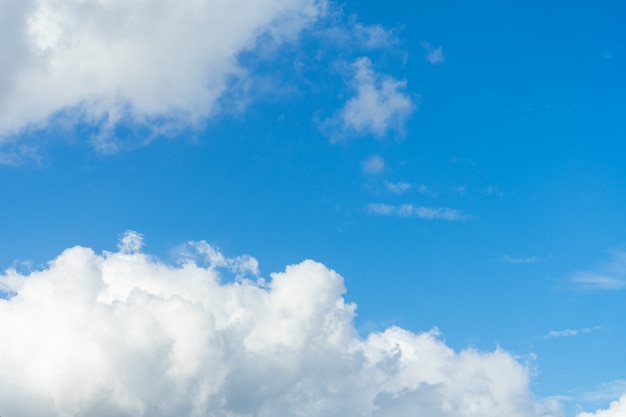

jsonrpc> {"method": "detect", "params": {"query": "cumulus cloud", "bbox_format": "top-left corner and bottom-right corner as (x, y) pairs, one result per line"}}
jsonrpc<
(0, 0), (325, 149)
(321, 57), (414, 140)
(367, 203), (467, 221)
(577, 395), (626, 417)
(0, 232), (563, 417)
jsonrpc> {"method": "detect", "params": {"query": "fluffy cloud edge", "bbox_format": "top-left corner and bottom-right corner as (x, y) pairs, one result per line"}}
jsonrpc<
(319, 57), (415, 140)
(0, 0), (328, 150)
(0, 231), (563, 417)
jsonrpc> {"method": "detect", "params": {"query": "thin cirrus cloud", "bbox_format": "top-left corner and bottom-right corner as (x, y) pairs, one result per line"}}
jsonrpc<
(367, 203), (467, 221)
(569, 251), (626, 291)
(0, 231), (562, 417)
(577, 395), (626, 417)
(320, 57), (415, 140)
(420, 41), (445, 64)
(361, 155), (386, 174)
(500, 255), (540, 264)
(543, 327), (601, 339)
(580, 380), (626, 404)
(0, 0), (325, 151)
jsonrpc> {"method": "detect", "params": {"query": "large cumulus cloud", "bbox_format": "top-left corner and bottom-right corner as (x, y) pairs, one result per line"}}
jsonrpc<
(0, 0), (324, 149)
(0, 232), (564, 417)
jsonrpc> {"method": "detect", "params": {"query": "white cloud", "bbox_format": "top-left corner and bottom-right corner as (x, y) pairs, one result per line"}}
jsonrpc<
(500, 255), (540, 265)
(543, 327), (600, 339)
(577, 395), (626, 417)
(0, 233), (562, 417)
(571, 273), (626, 291)
(397, 204), (466, 220)
(117, 230), (144, 254)
(367, 203), (467, 221)
(353, 22), (399, 48)
(421, 41), (445, 64)
(321, 57), (414, 139)
(362, 155), (386, 174)
(570, 251), (626, 291)
(384, 180), (411, 194)
(545, 329), (579, 338)
(580, 381), (626, 404)
(0, 0), (325, 148)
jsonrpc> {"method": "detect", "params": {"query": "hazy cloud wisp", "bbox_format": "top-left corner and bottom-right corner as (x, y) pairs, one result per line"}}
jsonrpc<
(367, 203), (467, 221)
(321, 57), (414, 140)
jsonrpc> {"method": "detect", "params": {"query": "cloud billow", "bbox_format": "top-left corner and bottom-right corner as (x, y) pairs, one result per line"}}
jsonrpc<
(0, 232), (564, 417)
(0, 0), (325, 150)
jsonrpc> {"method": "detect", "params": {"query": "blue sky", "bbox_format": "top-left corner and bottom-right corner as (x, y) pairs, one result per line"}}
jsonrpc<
(0, 0), (625, 416)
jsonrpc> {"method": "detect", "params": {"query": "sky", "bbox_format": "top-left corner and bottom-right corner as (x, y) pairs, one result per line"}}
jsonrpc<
(0, 0), (625, 416)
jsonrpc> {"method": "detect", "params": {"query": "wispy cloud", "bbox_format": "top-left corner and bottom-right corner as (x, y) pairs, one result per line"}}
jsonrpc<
(570, 251), (626, 291)
(420, 41), (445, 64)
(321, 57), (415, 139)
(384, 180), (411, 194)
(543, 326), (601, 339)
(482, 185), (503, 197)
(571, 273), (626, 291)
(367, 203), (396, 216)
(416, 185), (429, 194)
(367, 203), (467, 221)
(353, 22), (400, 49)
(500, 255), (540, 265)
(579, 380), (626, 404)
(576, 394), (626, 417)
(361, 155), (385, 174)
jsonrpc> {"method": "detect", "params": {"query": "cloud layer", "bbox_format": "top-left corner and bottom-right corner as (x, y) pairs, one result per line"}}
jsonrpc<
(0, 0), (324, 149)
(0, 232), (562, 417)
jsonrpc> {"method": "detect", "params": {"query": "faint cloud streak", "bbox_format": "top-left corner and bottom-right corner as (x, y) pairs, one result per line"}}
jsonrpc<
(543, 327), (601, 339)
(500, 255), (540, 265)
(420, 41), (444, 64)
(569, 250), (626, 292)
(361, 155), (385, 174)
(367, 203), (467, 221)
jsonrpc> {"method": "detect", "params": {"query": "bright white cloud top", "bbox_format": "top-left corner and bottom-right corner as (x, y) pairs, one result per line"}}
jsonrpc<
(0, 0), (324, 148)
(0, 231), (562, 417)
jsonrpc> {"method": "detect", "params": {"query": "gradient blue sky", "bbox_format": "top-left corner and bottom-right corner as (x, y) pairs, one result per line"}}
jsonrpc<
(1, 0), (625, 416)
